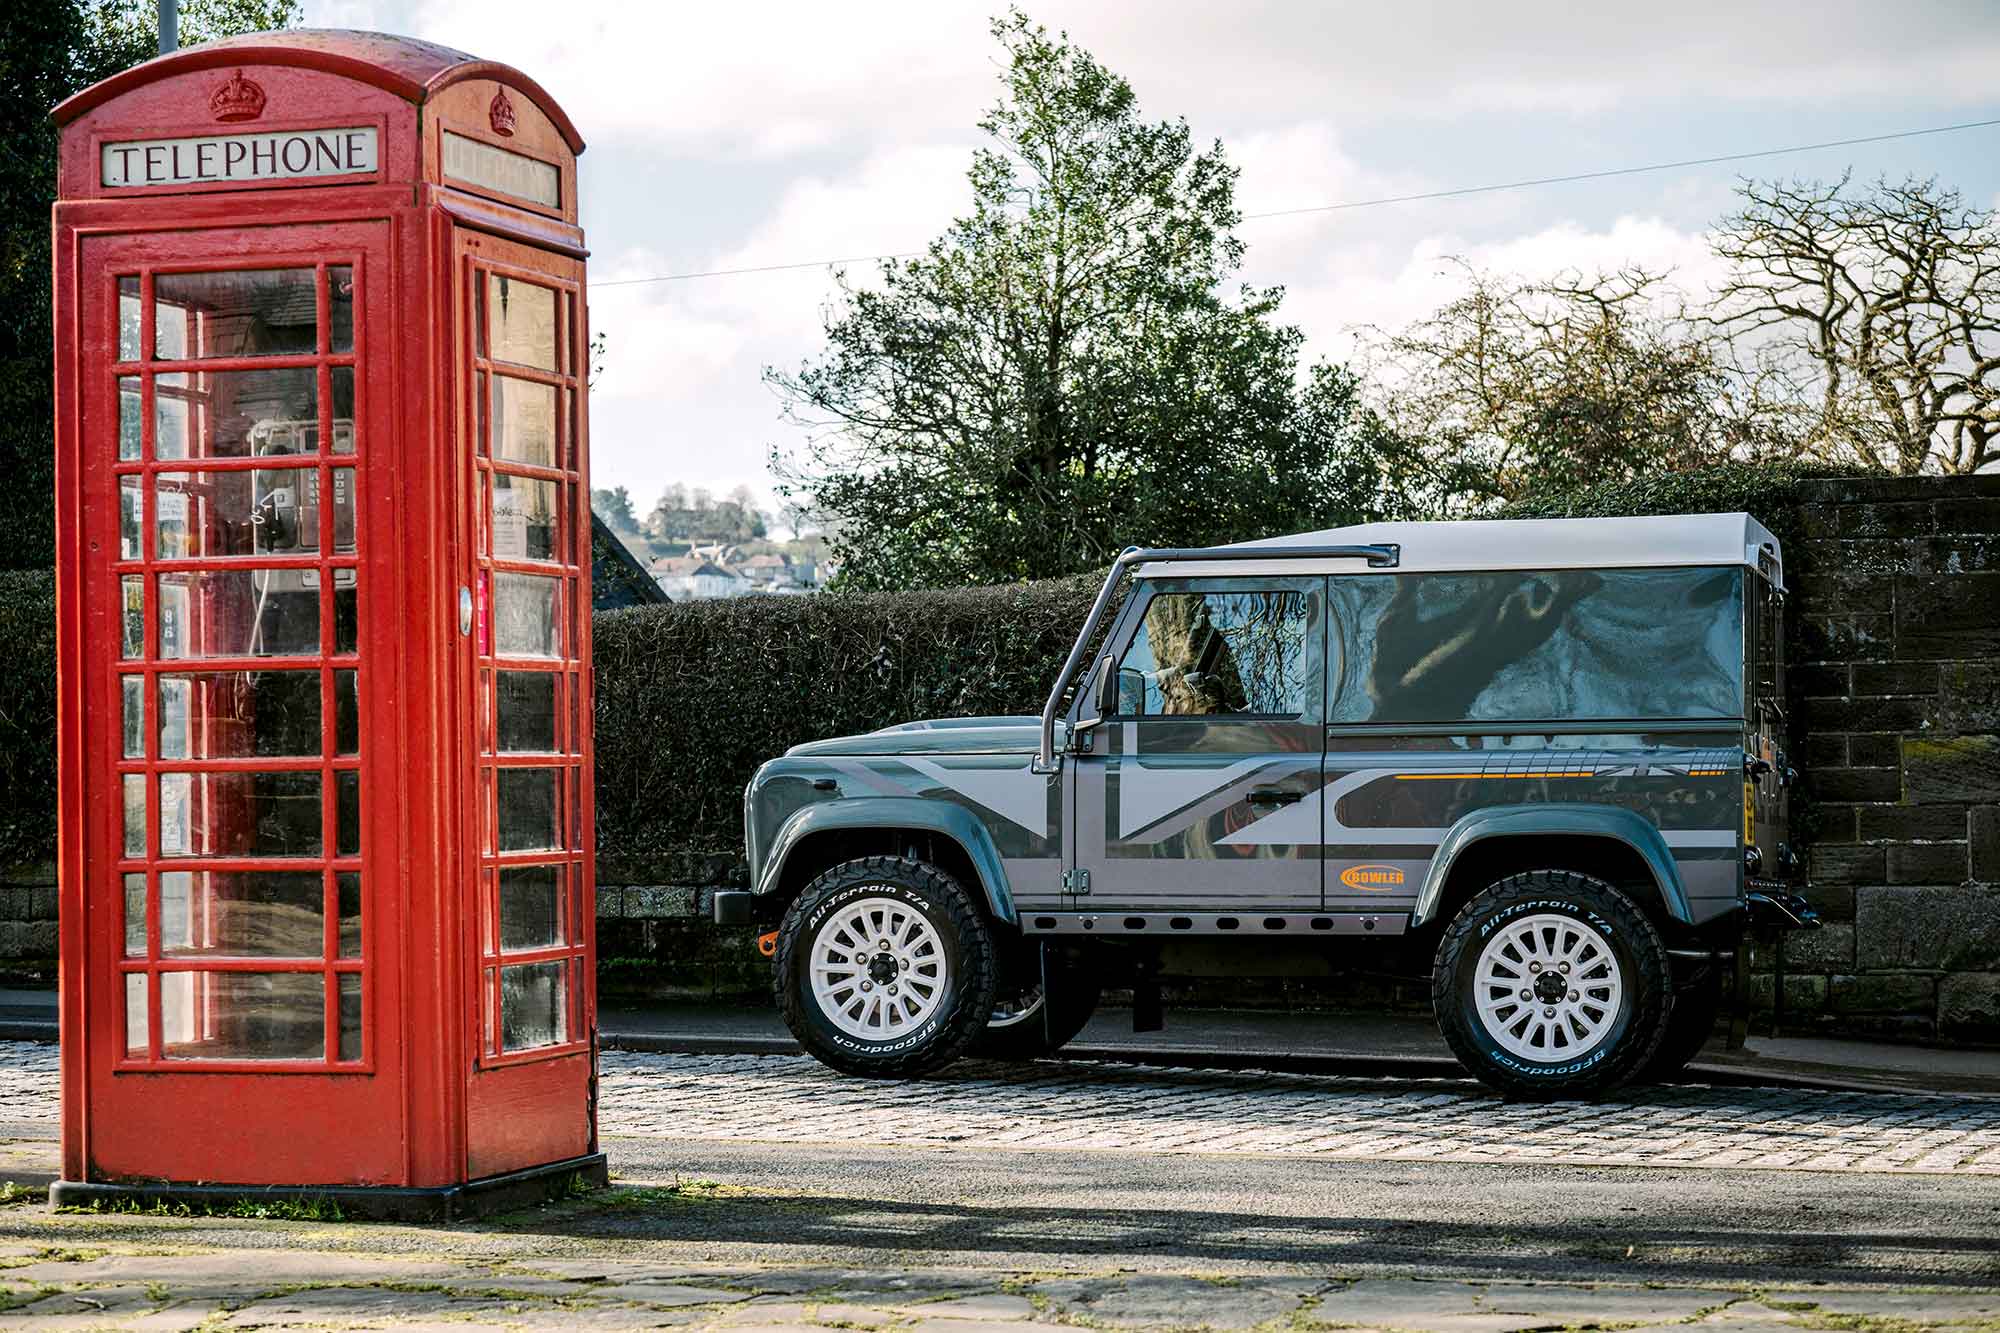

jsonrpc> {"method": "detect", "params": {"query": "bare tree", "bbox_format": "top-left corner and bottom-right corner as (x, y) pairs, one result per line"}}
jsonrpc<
(1361, 261), (1739, 511)
(1708, 174), (2000, 474)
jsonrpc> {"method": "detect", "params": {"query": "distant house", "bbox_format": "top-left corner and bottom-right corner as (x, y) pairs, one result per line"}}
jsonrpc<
(651, 554), (750, 600)
(737, 553), (792, 586)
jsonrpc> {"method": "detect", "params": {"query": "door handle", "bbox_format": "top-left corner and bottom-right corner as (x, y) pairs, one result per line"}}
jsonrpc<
(1247, 787), (1301, 808)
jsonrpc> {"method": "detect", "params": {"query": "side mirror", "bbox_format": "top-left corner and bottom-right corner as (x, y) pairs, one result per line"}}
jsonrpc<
(1116, 667), (1147, 717)
(1091, 654), (1116, 716)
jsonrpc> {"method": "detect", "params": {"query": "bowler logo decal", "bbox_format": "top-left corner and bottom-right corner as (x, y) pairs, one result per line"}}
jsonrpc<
(1338, 864), (1404, 890)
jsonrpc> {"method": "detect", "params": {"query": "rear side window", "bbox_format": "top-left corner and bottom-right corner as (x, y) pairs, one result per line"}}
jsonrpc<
(1117, 590), (1313, 717)
(1327, 567), (1743, 724)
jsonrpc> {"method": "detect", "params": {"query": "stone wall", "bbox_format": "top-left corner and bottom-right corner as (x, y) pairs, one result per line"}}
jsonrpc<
(1784, 473), (2000, 1042)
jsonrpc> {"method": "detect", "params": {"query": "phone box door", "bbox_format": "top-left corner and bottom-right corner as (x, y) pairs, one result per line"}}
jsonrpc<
(452, 224), (596, 1178)
(71, 222), (409, 1185)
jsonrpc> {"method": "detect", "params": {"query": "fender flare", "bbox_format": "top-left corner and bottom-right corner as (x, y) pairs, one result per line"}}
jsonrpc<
(1409, 803), (1694, 929)
(753, 797), (1019, 926)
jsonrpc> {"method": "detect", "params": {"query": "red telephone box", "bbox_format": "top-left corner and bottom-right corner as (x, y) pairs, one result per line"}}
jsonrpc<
(50, 31), (602, 1217)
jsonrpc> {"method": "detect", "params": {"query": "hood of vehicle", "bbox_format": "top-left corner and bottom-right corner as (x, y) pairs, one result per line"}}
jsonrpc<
(785, 715), (1056, 757)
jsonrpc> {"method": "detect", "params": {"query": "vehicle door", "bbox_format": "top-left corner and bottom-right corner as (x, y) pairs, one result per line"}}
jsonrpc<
(1068, 576), (1325, 909)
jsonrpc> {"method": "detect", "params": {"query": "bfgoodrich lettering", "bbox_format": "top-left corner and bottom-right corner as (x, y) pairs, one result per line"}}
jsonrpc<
(101, 127), (378, 188)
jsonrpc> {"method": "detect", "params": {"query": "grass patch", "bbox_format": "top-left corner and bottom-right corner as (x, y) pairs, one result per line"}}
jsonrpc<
(56, 1194), (344, 1222)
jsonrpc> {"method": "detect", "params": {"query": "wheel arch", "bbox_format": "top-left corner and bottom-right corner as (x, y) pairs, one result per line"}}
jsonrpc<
(1410, 804), (1693, 932)
(754, 797), (1018, 926)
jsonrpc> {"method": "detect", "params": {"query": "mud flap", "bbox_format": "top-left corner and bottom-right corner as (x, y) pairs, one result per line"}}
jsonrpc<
(1132, 960), (1163, 1034)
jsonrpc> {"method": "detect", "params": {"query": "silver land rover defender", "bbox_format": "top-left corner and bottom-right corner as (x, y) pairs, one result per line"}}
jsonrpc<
(714, 514), (1819, 1097)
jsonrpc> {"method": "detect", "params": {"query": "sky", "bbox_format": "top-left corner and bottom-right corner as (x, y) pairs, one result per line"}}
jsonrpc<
(304, 0), (2000, 526)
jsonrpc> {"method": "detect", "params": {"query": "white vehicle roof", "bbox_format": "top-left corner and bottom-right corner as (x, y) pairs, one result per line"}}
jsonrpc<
(1139, 512), (1785, 589)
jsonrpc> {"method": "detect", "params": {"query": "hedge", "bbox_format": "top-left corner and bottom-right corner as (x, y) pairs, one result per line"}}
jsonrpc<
(0, 570), (56, 868)
(0, 461), (1867, 878)
(593, 575), (1101, 881)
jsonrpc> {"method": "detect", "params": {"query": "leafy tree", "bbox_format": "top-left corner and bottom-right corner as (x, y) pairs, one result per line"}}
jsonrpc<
(644, 483), (768, 547)
(769, 10), (1395, 591)
(1363, 263), (1759, 512)
(0, 0), (299, 571)
(591, 485), (641, 535)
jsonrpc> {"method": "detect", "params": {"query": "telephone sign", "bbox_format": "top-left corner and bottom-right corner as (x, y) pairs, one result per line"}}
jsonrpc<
(52, 30), (601, 1219)
(102, 127), (379, 188)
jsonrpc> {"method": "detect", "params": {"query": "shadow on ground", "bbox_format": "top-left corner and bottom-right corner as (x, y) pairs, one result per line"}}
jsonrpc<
(487, 1179), (2000, 1289)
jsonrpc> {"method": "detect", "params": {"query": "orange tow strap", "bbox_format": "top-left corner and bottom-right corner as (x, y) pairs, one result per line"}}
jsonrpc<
(756, 930), (779, 958)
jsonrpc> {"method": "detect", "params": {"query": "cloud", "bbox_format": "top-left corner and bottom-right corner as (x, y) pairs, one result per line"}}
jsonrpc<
(319, 0), (2000, 161)
(586, 145), (970, 504)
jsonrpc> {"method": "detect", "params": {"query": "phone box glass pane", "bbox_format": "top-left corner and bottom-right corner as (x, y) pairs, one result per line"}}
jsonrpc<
(118, 378), (141, 460)
(492, 573), (559, 658)
(159, 971), (323, 1061)
(500, 961), (566, 1051)
(119, 477), (141, 557)
(124, 974), (147, 1059)
(122, 773), (146, 857)
(154, 378), (191, 460)
(123, 873), (146, 957)
(156, 770), (321, 858)
(336, 771), (360, 856)
(487, 274), (557, 371)
(159, 869), (324, 958)
(154, 468), (307, 559)
(329, 266), (354, 355)
(121, 676), (144, 758)
(490, 376), (556, 467)
(490, 473), (559, 562)
(162, 366), (317, 461)
(158, 670), (320, 759)
(330, 367), (355, 453)
(338, 974), (362, 1061)
(496, 671), (557, 752)
(157, 570), (320, 659)
(118, 277), (141, 361)
(337, 872), (361, 957)
(335, 583), (358, 654)
(496, 768), (560, 851)
(335, 670), (359, 754)
(499, 865), (564, 951)
(122, 577), (144, 657)
(153, 269), (317, 359)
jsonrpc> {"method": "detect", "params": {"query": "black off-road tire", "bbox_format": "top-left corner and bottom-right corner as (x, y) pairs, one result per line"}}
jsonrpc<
(1432, 870), (1673, 1099)
(969, 945), (1102, 1061)
(773, 856), (996, 1078)
(1637, 964), (1723, 1083)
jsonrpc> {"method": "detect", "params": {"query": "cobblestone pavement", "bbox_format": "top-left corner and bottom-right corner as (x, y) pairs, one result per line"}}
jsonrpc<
(592, 1051), (2000, 1174)
(0, 1043), (1997, 1174)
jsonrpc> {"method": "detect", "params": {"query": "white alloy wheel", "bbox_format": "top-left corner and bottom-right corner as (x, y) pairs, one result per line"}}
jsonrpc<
(809, 894), (950, 1040)
(1473, 912), (1625, 1062)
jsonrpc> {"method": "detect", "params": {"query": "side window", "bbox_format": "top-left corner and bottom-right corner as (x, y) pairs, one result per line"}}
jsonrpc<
(1326, 568), (1744, 725)
(1116, 589), (1312, 717)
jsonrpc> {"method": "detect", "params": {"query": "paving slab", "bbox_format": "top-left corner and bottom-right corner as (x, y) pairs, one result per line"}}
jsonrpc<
(592, 1281), (758, 1307)
(718, 1301), (903, 1326)
(1776, 1288), (2000, 1319)
(1468, 1283), (1733, 1325)
(216, 1286), (508, 1326)
(887, 1291), (1036, 1321)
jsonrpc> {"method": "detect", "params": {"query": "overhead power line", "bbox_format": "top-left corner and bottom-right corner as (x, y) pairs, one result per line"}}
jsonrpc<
(592, 115), (2000, 289)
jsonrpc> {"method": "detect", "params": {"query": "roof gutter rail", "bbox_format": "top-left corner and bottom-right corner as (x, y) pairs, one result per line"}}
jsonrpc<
(1033, 541), (1400, 773)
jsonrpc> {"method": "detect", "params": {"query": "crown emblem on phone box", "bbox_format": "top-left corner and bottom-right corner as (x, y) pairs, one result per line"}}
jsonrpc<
(210, 70), (267, 122)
